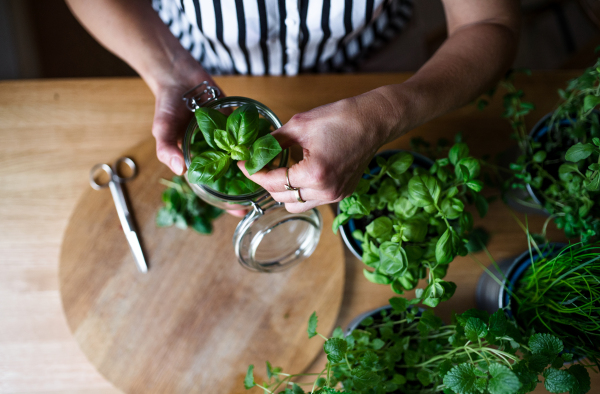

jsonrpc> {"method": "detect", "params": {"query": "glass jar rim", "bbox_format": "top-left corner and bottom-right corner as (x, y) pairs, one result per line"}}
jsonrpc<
(182, 96), (289, 202)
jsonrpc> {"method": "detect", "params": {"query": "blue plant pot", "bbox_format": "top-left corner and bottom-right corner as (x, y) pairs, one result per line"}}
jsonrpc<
(475, 242), (567, 315)
(338, 150), (434, 260)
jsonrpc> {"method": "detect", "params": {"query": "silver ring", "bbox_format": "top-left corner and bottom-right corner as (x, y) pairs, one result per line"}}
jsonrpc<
(295, 189), (306, 203)
(284, 168), (298, 191)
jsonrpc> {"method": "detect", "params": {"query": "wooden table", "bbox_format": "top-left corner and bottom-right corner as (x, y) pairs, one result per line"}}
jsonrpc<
(1, 73), (596, 393)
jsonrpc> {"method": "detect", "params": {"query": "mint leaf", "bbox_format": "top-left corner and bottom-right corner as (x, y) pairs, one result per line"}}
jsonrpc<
(291, 383), (305, 394)
(464, 317), (488, 342)
(331, 327), (344, 339)
(488, 363), (521, 394)
(324, 338), (347, 362)
(488, 309), (508, 338)
(444, 363), (478, 394)
(245, 134), (282, 175)
(360, 351), (378, 368)
(565, 143), (596, 162)
(244, 364), (255, 389)
(417, 370), (433, 386)
(389, 296), (408, 312)
(352, 367), (380, 390)
(188, 150), (231, 184)
(195, 107), (227, 149)
(227, 104), (259, 146)
(307, 312), (318, 338)
(474, 378), (488, 393)
(543, 368), (576, 393)
(529, 333), (563, 356)
(568, 364), (591, 394)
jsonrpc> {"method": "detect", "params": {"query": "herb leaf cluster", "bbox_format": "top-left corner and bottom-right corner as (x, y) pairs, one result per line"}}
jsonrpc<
(156, 176), (223, 234)
(333, 141), (488, 307)
(244, 302), (589, 394)
(502, 64), (600, 243)
(188, 104), (282, 195)
(511, 242), (600, 367)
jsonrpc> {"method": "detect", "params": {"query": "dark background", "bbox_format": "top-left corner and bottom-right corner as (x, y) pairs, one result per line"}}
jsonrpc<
(2, 0), (600, 80)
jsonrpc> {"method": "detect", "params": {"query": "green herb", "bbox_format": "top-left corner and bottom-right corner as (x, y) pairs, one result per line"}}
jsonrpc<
(511, 242), (600, 367)
(333, 138), (490, 307)
(499, 65), (600, 243)
(156, 176), (223, 234)
(244, 304), (588, 394)
(188, 104), (282, 194)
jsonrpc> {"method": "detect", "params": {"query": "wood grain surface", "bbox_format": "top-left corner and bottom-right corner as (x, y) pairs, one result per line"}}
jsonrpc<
(59, 137), (344, 394)
(2, 73), (599, 394)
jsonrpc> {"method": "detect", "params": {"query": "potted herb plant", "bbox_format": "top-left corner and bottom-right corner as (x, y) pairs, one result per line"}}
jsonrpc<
(476, 241), (600, 367)
(244, 299), (590, 394)
(501, 63), (600, 244)
(333, 139), (489, 307)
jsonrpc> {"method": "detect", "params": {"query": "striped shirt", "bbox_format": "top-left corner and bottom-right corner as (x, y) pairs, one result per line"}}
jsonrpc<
(153, 0), (413, 75)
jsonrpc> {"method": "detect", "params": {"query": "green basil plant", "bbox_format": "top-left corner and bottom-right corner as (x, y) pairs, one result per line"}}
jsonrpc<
(333, 141), (489, 308)
(156, 176), (223, 234)
(187, 104), (282, 195)
(499, 63), (600, 243)
(244, 301), (590, 394)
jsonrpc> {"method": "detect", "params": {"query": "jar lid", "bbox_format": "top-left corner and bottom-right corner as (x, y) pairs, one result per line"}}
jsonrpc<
(233, 200), (322, 272)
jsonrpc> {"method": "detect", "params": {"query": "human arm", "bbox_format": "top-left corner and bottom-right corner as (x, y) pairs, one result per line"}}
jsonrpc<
(240, 0), (520, 212)
(65, 0), (220, 175)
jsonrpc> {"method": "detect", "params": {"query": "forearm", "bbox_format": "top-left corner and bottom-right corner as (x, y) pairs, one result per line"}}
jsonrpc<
(379, 21), (518, 143)
(65, 0), (207, 94)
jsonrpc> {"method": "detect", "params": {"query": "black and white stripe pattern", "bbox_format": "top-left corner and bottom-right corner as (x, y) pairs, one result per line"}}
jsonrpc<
(153, 0), (413, 76)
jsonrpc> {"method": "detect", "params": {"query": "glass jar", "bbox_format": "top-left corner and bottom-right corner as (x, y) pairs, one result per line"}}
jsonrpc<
(181, 83), (322, 272)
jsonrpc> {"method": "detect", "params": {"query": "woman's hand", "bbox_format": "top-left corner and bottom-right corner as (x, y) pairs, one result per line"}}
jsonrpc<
(238, 88), (400, 213)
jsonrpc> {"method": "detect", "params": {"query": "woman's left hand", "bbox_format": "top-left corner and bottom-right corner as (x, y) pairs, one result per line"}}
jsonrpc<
(237, 88), (400, 213)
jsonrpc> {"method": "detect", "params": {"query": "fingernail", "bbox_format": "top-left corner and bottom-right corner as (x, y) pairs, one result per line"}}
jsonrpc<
(171, 157), (183, 175)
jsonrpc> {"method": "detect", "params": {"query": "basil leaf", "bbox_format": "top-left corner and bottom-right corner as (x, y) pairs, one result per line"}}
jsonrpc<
(435, 229), (455, 264)
(228, 104), (259, 146)
(363, 268), (392, 285)
(245, 134), (283, 175)
(455, 157), (480, 180)
(378, 242), (408, 275)
(195, 107), (227, 149)
(230, 145), (251, 161)
(387, 152), (414, 179)
(257, 118), (273, 139)
(187, 150), (231, 184)
(449, 142), (469, 165)
(213, 128), (237, 152)
(408, 174), (441, 207)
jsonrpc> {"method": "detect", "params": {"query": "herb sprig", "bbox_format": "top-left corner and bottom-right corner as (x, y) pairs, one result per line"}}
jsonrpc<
(333, 139), (489, 308)
(500, 65), (600, 243)
(188, 104), (282, 195)
(156, 176), (223, 234)
(245, 302), (589, 394)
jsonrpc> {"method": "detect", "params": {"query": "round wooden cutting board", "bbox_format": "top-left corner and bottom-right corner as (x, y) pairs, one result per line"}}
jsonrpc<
(59, 138), (345, 394)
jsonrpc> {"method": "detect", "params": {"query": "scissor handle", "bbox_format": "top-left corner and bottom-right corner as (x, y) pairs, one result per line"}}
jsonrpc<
(89, 163), (114, 190)
(112, 157), (137, 183)
(89, 157), (137, 189)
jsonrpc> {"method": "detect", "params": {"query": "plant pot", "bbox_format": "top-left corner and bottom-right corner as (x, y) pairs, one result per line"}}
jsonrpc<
(475, 242), (566, 315)
(338, 150), (434, 260)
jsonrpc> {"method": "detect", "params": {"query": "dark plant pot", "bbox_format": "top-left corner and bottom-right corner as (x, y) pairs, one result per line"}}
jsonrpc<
(338, 150), (434, 260)
(505, 110), (599, 216)
(475, 242), (566, 315)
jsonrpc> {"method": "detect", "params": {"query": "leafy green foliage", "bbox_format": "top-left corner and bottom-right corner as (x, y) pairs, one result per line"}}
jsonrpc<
(245, 306), (588, 394)
(513, 243), (600, 367)
(156, 176), (223, 234)
(334, 141), (488, 307)
(187, 104), (282, 194)
(244, 364), (255, 389)
(501, 64), (600, 243)
(307, 311), (318, 338)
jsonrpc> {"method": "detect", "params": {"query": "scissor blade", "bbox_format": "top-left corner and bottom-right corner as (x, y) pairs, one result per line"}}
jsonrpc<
(126, 231), (148, 273)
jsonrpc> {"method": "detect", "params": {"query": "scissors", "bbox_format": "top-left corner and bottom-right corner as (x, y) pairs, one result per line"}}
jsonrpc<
(89, 157), (148, 273)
